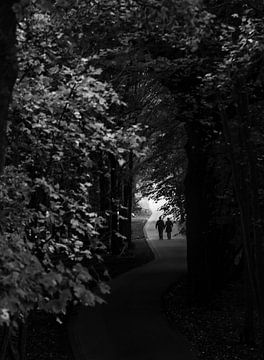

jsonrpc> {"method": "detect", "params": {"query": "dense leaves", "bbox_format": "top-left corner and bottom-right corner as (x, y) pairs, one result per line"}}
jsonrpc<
(0, 1), (146, 326)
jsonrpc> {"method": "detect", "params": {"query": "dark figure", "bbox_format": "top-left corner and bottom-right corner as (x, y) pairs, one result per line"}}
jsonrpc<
(156, 216), (165, 240)
(165, 218), (173, 239)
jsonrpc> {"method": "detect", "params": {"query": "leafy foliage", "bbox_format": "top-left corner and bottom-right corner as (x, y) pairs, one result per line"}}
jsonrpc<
(0, 0), (146, 326)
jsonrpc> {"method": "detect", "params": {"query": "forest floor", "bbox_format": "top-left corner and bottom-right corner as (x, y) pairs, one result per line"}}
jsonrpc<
(163, 277), (262, 360)
(26, 215), (153, 360)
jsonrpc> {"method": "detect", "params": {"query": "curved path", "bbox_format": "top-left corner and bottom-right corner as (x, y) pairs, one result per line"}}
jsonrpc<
(68, 201), (197, 360)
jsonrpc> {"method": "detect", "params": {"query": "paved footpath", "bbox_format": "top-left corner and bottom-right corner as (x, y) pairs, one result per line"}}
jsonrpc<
(68, 201), (197, 360)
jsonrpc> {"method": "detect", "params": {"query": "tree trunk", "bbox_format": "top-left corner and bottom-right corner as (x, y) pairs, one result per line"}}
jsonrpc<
(218, 85), (263, 347)
(241, 266), (255, 346)
(127, 151), (133, 247)
(0, 324), (11, 360)
(119, 151), (133, 248)
(220, 105), (258, 296)
(99, 153), (111, 247)
(234, 84), (264, 352)
(109, 154), (120, 255)
(18, 319), (27, 360)
(0, 0), (18, 175)
(0, 319), (28, 360)
(184, 121), (212, 300)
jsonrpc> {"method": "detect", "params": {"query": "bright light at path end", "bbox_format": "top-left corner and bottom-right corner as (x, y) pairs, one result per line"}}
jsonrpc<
(148, 198), (166, 215)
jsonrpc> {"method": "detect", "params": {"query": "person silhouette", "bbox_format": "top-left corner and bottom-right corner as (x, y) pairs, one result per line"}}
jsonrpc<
(165, 218), (173, 239)
(155, 216), (165, 240)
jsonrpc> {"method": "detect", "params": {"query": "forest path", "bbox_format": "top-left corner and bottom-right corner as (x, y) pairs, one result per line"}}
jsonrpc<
(68, 200), (196, 360)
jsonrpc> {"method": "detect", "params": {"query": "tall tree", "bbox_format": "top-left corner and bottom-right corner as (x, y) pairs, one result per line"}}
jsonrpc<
(0, 0), (18, 174)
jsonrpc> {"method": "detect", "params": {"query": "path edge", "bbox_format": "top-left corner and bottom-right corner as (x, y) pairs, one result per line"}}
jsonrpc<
(143, 213), (161, 260)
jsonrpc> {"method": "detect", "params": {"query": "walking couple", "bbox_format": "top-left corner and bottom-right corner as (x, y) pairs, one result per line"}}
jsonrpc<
(155, 216), (173, 240)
